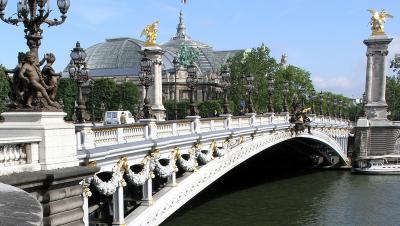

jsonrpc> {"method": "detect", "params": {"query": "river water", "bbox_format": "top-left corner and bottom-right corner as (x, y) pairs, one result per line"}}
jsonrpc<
(162, 146), (400, 226)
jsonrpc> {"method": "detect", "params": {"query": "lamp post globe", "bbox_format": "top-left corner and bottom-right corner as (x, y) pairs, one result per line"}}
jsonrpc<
(0, 0), (70, 61)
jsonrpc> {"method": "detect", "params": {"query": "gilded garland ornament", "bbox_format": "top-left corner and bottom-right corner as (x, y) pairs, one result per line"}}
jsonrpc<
(177, 146), (198, 172)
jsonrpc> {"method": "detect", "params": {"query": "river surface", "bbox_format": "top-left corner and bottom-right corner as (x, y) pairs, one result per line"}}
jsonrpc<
(162, 149), (400, 226)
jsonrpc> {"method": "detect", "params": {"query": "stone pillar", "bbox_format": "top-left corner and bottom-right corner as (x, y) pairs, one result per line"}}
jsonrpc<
(363, 36), (392, 124)
(142, 47), (166, 121)
(139, 119), (157, 140)
(186, 116), (201, 133)
(141, 177), (153, 206)
(82, 184), (92, 226)
(112, 184), (125, 225)
(220, 114), (232, 130)
(166, 171), (177, 187)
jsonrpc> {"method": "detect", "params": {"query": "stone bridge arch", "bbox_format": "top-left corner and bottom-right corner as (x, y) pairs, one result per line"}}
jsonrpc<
(126, 130), (350, 226)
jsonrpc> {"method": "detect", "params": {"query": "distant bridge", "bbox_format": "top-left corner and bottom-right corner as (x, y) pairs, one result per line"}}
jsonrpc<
(73, 113), (352, 225)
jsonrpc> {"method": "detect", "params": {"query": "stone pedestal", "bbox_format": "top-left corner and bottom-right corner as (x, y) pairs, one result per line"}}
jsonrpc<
(142, 47), (166, 121)
(0, 112), (79, 170)
(363, 35), (392, 123)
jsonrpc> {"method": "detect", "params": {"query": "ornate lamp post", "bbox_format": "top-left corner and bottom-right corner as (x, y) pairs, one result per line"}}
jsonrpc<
(100, 102), (106, 122)
(319, 91), (324, 116)
(282, 80), (289, 113)
(333, 97), (338, 118)
(68, 42), (89, 123)
(186, 62), (198, 116)
(338, 99), (343, 118)
(220, 66), (231, 114)
(89, 79), (95, 126)
(245, 74), (255, 113)
(139, 56), (153, 119)
(326, 96), (331, 117)
(310, 88), (316, 114)
(173, 57), (180, 120)
(360, 92), (367, 117)
(266, 73), (274, 113)
(299, 85), (306, 109)
(0, 0), (70, 61)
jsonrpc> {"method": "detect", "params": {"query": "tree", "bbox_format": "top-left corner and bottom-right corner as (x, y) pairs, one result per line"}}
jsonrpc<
(118, 82), (140, 117)
(274, 65), (314, 112)
(0, 67), (10, 118)
(56, 78), (77, 121)
(227, 44), (318, 114)
(386, 75), (400, 120)
(227, 44), (278, 114)
(87, 78), (119, 121)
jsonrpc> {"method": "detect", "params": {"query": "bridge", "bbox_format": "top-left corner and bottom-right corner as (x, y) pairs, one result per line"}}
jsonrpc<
(72, 113), (352, 225)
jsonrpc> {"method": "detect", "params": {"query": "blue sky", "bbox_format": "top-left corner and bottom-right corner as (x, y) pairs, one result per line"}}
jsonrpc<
(1, 0), (400, 98)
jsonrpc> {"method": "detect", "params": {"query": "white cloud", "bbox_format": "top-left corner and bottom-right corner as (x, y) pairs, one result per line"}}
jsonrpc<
(312, 75), (364, 98)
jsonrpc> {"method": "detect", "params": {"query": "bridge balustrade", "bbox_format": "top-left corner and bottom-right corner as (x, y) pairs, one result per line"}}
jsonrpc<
(0, 136), (41, 175)
(77, 114), (355, 152)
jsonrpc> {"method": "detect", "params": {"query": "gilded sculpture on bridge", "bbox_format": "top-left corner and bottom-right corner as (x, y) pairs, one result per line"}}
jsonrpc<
(368, 9), (393, 36)
(141, 20), (160, 47)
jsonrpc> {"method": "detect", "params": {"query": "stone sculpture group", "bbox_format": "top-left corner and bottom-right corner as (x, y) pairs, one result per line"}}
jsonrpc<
(5, 52), (62, 111)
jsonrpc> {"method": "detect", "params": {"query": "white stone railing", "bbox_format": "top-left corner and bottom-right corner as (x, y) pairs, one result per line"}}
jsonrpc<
(0, 136), (41, 176)
(123, 125), (146, 142)
(76, 114), (352, 151)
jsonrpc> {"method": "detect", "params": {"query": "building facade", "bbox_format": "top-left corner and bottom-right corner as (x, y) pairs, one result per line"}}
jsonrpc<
(84, 11), (244, 103)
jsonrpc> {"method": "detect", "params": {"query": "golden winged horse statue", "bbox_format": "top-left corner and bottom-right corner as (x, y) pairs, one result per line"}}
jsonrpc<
(368, 9), (393, 36)
(141, 20), (160, 47)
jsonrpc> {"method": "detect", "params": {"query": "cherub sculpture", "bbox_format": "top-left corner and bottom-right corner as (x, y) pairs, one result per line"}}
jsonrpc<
(141, 20), (160, 47)
(368, 9), (393, 36)
(41, 53), (61, 101)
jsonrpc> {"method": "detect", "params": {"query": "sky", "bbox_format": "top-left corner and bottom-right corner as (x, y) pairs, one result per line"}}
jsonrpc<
(1, 0), (400, 98)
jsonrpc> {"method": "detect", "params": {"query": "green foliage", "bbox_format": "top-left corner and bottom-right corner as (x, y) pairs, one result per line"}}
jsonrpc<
(164, 100), (176, 120)
(197, 100), (223, 118)
(274, 65), (314, 112)
(0, 66), (10, 117)
(177, 101), (190, 119)
(56, 78), (77, 121)
(164, 100), (231, 119)
(386, 75), (400, 120)
(87, 79), (140, 121)
(227, 44), (316, 114)
(227, 44), (278, 114)
(117, 82), (140, 117)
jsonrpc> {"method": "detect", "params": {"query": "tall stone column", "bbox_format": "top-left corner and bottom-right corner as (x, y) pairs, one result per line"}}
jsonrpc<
(363, 35), (392, 124)
(142, 47), (166, 121)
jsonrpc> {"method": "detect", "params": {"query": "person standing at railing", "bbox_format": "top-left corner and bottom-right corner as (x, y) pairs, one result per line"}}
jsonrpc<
(120, 112), (127, 124)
